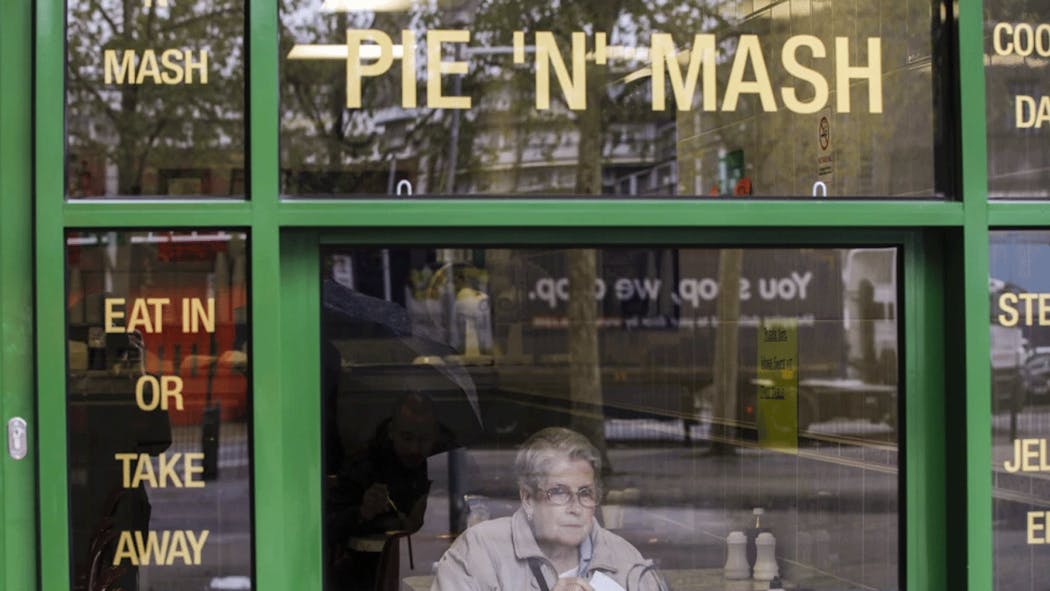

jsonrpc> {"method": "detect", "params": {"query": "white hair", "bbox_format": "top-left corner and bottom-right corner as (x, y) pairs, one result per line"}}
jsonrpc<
(514, 427), (602, 495)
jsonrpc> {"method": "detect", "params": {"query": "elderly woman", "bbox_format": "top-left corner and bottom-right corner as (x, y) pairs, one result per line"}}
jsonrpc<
(432, 427), (663, 591)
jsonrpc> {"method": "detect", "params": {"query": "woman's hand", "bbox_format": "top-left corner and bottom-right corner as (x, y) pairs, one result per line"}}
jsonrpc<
(551, 577), (595, 591)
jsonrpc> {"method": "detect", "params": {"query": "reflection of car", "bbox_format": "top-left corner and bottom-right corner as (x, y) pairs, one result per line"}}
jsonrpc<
(991, 324), (1026, 413)
(1024, 354), (1050, 399)
(795, 379), (897, 431)
(745, 377), (897, 433)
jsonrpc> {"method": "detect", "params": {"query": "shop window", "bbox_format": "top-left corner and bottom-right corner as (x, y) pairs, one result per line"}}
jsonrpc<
(320, 246), (900, 591)
(279, 0), (950, 198)
(989, 231), (1050, 589)
(66, 0), (246, 198)
(985, 3), (1050, 198)
(64, 230), (252, 589)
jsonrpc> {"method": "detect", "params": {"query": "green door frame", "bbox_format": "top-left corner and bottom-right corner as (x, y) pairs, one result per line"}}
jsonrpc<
(17, 0), (996, 589)
(1, 0), (37, 589)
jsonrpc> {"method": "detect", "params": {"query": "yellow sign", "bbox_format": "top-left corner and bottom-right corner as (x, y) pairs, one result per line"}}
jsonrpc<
(1004, 438), (1050, 472)
(112, 530), (210, 566)
(289, 29), (884, 114)
(997, 292), (1050, 326)
(756, 318), (799, 452)
(103, 49), (209, 85)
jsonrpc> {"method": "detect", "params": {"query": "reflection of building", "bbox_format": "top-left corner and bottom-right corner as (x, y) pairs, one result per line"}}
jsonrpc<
(67, 110), (245, 197)
(279, 4), (682, 197)
(455, 101), (677, 196)
(281, 0), (946, 198)
(676, 0), (940, 197)
(607, 121), (679, 196)
(283, 83), (679, 196)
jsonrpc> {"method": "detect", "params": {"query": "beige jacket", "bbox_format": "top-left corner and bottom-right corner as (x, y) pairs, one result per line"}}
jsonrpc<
(431, 508), (662, 591)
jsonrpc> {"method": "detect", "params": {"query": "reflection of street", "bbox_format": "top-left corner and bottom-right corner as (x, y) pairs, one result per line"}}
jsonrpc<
(993, 401), (1050, 506)
(992, 402), (1050, 436)
(393, 422), (898, 591)
(137, 422), (252, 590)
(992, 403), (1050, 591)
(607, 417), (896, 445)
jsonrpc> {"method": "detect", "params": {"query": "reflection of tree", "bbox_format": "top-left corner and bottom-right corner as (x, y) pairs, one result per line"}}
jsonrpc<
(467, 0), (722, 195)
(67, 0), (244, 195)
(675, 1), (939, 197)
(280, 3), (448, 193)
(710, 249), (741, 454)
(279, 0), (728, 195)
(567, 249), (606, 463)
(472, 1), (728, 457)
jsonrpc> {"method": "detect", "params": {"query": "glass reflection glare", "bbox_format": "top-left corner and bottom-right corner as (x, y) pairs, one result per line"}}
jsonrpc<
(65, 231), (252, 589)
(990, 231), (1050, 590)
(321, 246), (900, 591)
(280, 0), (948, 198)
(66, 0), (246, 198)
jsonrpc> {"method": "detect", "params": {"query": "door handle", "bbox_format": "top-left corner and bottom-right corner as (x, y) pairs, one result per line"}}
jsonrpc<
(7, 417), (27, 460)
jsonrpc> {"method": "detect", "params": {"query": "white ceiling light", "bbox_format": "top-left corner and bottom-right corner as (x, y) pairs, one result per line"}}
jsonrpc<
(320, 0), (414, 12)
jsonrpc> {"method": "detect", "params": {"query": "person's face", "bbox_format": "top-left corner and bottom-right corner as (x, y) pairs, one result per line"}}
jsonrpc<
(521, 455), (596, 552)
(390, 414), (437, 468)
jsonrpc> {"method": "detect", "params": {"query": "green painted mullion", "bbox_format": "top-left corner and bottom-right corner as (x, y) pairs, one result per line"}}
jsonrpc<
(277, 231), (323, 583)
(36, 0), (72, 586)
(1, 0), (37, 588)
(988, 202), (1050, 227)
(904, 233), (947, 590)
(275, 199), (965, 228)
(63, 200), (253, 227)
(317, 226), (913, 245)
(958, 0), (994, 587)
(251, 218), (295, 591)
(248, 0), (322, 587)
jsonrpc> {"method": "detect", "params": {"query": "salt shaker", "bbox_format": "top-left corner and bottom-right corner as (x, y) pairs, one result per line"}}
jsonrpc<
(723, 531), (750, 580)
(753, 532), (780, 581)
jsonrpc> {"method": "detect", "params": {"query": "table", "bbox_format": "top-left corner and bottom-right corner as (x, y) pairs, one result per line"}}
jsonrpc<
(401, 568), (798, 591)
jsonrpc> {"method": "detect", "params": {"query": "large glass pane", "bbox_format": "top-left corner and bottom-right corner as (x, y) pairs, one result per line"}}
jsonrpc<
(984, 3), (1050, 198)
(989, 231), (1050, 590)
(66, 1), (246, 198)
(65, 230), (252, 589)
(321, 246), (900, 591)
(280, 1), (949, 199)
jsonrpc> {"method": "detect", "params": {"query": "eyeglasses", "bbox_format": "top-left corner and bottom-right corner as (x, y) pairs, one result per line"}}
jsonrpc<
(540, 485), (598, 508)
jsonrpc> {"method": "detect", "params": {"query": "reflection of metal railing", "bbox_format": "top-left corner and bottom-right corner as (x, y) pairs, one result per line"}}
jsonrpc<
(167, 422), (251, 471)
(993, 486), (1050, 507)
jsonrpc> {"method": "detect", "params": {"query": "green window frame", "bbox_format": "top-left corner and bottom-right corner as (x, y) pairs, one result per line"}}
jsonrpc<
(0, 0), (1003, 589)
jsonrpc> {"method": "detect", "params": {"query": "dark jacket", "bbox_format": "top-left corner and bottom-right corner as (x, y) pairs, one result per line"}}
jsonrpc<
(328, 419), (432, 543)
